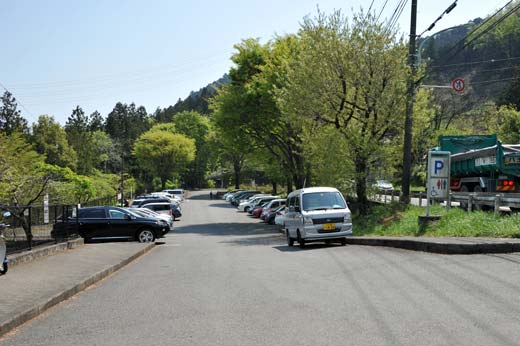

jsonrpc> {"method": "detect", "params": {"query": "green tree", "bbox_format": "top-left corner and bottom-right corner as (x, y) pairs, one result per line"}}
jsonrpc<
(133, 131), (196, 189)
(173, 111), (211, 188)
(493, 105), (520, 143)
(65, 106), (96, 175)
(0, 91), (28, 135)
(279, 10), (408, 211)
(105, 102), (150, 157)
(0, 133), (51, 248)
(89, 110), (105, 132)
(31, 115), (77, 169)
(212, 37), (308, 191)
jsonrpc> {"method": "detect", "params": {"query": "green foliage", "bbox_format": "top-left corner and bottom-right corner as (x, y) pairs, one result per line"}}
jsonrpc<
(493, 105), (520, 143)
(354, 203), (520, 238)
(65, 106), (97, 175)
(279, 10), (408, 208)
(0, 91), (28, 135)
(31, 115), (77, 169)
(0, 133), (49, 206)
(212, 36), (308, 190)
(133, 130), (196, 189)
(105, 102), (150, 158)
(173, 111), (212, 188)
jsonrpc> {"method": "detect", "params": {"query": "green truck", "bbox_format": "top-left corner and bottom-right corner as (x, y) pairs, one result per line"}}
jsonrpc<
(438, 134), (520, 193)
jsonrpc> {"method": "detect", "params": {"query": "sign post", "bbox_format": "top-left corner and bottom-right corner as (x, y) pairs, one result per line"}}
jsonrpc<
(426, 151), (451, 216)
(43, 194), (49, 224)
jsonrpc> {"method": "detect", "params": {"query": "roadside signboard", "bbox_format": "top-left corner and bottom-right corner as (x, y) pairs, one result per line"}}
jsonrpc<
(43, 194), (49, 224)
(427, 151), (451, 216)
(452, 77), (465, 93)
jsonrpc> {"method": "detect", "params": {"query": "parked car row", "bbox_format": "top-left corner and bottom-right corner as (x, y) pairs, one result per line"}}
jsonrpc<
(225, 187), (353, 248)
(129, 191), (183, 220)
(51, 189), (186, 243)
(51, 206), (172, 243)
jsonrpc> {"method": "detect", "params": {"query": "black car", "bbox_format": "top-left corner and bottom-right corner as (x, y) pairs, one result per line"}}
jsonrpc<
(51, 206), (168, 243)
(231, 191), (261, 206)
(130, 198), (172, 208)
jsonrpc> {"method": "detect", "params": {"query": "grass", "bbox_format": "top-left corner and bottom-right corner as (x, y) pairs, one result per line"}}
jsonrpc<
(353, 203), (520, 238)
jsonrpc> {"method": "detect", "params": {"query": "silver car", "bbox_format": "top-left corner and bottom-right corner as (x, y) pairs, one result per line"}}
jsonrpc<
(284, 187), (352, 248)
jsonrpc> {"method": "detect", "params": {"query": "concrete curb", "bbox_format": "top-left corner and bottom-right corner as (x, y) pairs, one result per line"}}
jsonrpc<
(345, 237), (520, 254)
(277, 229), (520, 254)
(8, 238), (85, 268)
(0, 242), (155, 337)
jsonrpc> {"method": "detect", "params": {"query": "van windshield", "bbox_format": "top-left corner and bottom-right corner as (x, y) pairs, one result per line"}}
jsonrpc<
(302, 192), (346, 211)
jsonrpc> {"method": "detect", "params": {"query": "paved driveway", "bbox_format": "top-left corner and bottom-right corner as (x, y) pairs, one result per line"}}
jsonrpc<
(2, 191), (520, 346)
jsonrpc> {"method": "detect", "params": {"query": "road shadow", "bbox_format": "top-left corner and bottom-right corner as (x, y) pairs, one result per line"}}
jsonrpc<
(208, 202), (235, 209)
(174, 222), (281, 238)
(273, 243), (346, 252)
(221, 234), (286, 247)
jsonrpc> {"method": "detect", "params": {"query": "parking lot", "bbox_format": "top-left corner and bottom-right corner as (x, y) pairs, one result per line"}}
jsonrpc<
(3, 190), (520, 346)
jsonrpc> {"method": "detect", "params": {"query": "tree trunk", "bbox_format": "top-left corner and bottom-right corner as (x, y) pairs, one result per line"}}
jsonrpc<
(354, 153), (369, 215)
(271, 181), (278, 195)
(233, 160), (241, 189)
(286, 178), (293, 194)
(161, 176), (167, 190)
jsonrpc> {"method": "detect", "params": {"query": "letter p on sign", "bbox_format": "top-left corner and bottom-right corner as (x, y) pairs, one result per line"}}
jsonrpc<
(434, 160), (444, 175)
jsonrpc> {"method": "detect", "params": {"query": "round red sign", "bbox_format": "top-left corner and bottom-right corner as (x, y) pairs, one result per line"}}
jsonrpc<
(452, 77), (465, 93)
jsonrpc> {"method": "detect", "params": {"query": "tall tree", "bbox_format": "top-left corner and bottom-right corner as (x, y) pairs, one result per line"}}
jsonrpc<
(0, 133), (51, 248)
(173, 111), (211, 188)
(0, 91), (28, 135)
(212, 37), (308, 190)
(65, 106), (96, 175)
(89, 110), (105, 132)
(133, 131), (195, 189)
(31, 115), (77, 169)
(279, 10), (408, 211)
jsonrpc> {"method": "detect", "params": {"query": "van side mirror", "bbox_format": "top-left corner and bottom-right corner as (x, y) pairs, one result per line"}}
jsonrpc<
(288, 206), (295, 213)
(294, 206), (301, 213)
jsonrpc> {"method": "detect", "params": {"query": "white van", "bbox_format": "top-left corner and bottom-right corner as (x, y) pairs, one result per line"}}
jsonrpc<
(284, 187), (352, 248)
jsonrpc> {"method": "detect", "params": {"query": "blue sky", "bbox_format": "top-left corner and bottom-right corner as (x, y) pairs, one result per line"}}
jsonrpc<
(0, 0), (509, 125)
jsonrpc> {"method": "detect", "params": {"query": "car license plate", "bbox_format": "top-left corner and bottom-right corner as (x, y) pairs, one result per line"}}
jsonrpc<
(323, 223), (335, 231)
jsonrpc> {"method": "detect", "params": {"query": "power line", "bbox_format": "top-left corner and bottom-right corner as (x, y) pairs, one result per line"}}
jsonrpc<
(429, 56), (520, 69)
(385, 0), (408, 34)
(376, 0), (390, 23)
(418, 0), (458, 37)
(471, 76), (520, 85)
(0, 81), (37, 122)
(434, 1), (516, 67)
(461, 3), (520, 51)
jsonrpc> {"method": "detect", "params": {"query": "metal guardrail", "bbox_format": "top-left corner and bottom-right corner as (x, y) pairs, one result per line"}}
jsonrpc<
(377, 189), (520, 214)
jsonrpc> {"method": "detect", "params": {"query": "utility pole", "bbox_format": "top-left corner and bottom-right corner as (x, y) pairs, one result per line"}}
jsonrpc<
(401, 0), (417, 204)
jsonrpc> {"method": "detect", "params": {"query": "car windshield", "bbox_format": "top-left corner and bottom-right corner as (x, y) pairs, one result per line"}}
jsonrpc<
(302, 192), (347, 211)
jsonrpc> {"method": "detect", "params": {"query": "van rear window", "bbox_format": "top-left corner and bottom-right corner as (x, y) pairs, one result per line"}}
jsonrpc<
(302, 192), (346, 211)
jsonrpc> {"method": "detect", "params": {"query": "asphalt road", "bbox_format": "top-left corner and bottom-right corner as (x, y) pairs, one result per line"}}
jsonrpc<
(2, 191), (520, 346)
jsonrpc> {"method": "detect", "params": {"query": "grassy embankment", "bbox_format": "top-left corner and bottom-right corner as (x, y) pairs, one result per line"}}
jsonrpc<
(354, 203), (520, 238)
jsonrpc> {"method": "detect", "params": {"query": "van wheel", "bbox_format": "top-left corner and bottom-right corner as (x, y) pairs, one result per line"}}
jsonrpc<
(297, 231), (305, 249)
(286, 231), (294, 247)
(0, 261), (7, 275)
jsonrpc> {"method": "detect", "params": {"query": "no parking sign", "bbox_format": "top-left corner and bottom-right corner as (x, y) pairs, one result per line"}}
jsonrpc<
(452, 77), (465, 94)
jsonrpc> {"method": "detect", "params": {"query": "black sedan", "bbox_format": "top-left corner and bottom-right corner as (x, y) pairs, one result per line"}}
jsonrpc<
(51, 206), (168, 243)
